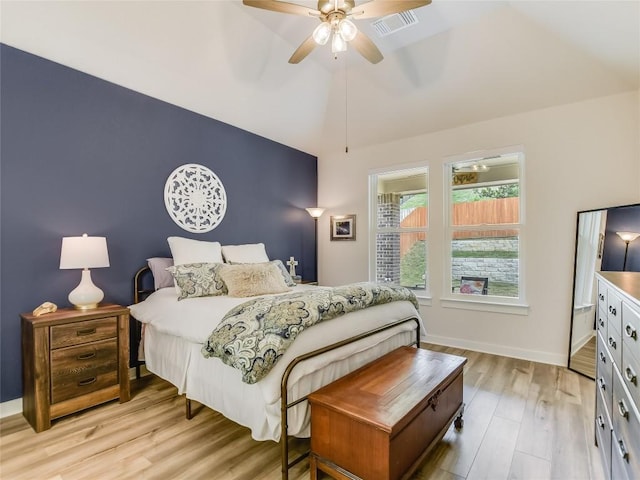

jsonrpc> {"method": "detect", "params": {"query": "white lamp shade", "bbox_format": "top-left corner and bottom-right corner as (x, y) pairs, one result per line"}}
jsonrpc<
(305, 207), (326, 219)
(616, 231), (640, 243)
(60, 234), (110, 269)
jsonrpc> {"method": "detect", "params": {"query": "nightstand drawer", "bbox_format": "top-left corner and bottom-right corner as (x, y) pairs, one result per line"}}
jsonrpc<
(51, 338), (118, 404)
(51, 317), (117, 349)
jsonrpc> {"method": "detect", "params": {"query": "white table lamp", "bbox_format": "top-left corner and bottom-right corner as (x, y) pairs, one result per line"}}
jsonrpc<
(60, 234), (110, 309)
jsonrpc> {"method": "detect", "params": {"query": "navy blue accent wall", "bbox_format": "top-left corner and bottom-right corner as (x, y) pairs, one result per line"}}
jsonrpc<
(601, 204), (640, 272)
(0, 44), (318, 402)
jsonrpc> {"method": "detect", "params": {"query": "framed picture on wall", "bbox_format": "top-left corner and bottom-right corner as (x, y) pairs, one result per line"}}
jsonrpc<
(330, 215), (356, 241)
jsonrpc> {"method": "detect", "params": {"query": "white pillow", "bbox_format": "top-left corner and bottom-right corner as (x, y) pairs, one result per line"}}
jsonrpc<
(221, 243), (269, 264)
(167, 236), (223, 265)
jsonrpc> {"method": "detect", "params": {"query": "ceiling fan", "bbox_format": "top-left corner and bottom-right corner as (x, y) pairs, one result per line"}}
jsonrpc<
(242, 0), (431, 64)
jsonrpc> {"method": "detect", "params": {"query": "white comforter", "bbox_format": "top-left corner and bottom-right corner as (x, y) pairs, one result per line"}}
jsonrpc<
(129, 285), (423, 441)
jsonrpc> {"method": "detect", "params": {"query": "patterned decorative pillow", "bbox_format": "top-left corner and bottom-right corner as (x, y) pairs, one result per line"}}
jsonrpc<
(167, 263), (227, 300)
(219, 262), (291, 298)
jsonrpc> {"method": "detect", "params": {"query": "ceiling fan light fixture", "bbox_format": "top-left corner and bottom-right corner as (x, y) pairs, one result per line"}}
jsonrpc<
(331, 31), (347, 53)
(312, 22), (332, 45)
(338, 19), (357, 41)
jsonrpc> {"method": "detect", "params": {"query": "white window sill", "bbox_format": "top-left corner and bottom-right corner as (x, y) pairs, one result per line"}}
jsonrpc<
(440, 296), (529, 315)
(573, 303), (594, 314)
(414, 295), (432, 307)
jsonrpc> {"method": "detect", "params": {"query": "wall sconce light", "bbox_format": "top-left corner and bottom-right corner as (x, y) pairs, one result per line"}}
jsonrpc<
(616, 231), (640, 271)
(306, 208), (325, 282)
(60, 233), (110, 309)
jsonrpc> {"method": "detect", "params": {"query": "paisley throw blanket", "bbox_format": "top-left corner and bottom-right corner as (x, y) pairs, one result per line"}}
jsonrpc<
(201, 282), (419, 384)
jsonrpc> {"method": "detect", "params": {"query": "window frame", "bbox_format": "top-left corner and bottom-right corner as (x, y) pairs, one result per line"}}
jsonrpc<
(442, 146), (529, 315)
(368, 163), (431, 303)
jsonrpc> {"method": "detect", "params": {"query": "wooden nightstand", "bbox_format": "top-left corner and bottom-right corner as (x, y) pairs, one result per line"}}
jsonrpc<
(21, 304), (130, 432)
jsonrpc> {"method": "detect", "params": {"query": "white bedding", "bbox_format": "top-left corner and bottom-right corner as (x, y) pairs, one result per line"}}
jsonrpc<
(129, 285), (424, 441)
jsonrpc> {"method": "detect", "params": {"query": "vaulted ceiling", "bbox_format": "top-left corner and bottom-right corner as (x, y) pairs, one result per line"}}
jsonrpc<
(2, 1), (638, 156)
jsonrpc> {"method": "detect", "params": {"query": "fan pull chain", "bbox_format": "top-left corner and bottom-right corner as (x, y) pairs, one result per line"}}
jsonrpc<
(345, 55), (349, 154)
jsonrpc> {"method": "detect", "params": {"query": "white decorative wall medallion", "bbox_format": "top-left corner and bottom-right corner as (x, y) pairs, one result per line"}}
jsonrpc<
(164, 163), (227, 233)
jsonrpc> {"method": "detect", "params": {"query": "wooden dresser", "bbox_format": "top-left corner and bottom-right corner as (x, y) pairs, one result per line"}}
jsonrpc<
(308, 346), (466, 480)
(595, 272), (640, 480)
(21, 304), (130, 432)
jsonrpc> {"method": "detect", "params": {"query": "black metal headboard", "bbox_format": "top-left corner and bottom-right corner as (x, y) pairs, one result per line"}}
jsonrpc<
(133, 265), (154, 304)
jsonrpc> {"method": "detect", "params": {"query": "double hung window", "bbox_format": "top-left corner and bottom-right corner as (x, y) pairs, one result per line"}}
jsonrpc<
(444, 149), (526, 309)
(369, 166), (429, 297)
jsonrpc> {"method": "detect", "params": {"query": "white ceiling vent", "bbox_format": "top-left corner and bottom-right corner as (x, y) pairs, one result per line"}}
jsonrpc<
(371, 10), (419, 37)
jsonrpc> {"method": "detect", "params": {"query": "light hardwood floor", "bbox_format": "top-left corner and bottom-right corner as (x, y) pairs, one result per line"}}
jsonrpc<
(0, 345), (605, 480)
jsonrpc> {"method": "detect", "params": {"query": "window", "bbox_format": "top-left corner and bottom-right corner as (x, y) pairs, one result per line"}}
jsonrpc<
(444, 149), (526, 309)
(369, 166), (429, 297)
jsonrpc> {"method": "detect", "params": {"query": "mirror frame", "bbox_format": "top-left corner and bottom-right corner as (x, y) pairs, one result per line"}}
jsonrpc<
(568, 202), (640, 379)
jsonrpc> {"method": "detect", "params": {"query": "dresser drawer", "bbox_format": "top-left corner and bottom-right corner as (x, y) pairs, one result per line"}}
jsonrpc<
(51, 338), (119, 404)
(597, 307), (607, 339)
(608, 290), (623, 336)
(50, 317), (117, 349)
(612, 431), (632, 480)
(596, 385), (612, 480)
(612, 373), (640, 478)
(623, 302), (640, 360)
(607, 327), (622, 368)
(621, 348), (640, 410)
(597, 332), (614, 416)
(598, 280), (608, 315)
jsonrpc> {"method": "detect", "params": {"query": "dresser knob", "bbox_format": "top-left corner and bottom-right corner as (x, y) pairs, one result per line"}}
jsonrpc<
(618, 400), (629, 419)
(597, 415), (605, 429)
(609, 336), (617, 349)
(618, 438), (629, 462)
(625, 323), (637, 340)
(598, 377), (606, 391)
(625, 366), (638, 385)
(599, 351), (606, 363)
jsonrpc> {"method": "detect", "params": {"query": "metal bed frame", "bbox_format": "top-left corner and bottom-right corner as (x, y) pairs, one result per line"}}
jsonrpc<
(132, 265), (421, 479)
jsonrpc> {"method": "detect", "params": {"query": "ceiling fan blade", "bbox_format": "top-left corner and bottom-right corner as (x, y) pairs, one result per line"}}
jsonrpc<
(289, 35), (318, 64)
(242, 0), (319, 17)
(352, 0), (431, 19)
(350, 31), (383, 64)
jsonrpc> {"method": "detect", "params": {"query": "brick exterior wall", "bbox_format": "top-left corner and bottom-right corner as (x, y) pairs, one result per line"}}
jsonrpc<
(377, 193), (400, 283)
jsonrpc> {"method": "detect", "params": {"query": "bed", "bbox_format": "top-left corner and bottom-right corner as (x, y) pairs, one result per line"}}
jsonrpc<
(128, 239), (424, 479)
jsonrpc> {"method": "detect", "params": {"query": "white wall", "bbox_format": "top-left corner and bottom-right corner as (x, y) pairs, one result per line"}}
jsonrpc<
(317, 91), (640, 365)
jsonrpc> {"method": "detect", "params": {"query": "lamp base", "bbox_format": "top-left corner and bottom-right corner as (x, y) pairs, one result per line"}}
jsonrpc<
(68, 269), (104, 310)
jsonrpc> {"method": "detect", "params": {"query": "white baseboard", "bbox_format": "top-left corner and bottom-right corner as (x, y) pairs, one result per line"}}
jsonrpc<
(1, 366), (151, 420)
(424, 333), (568, 367)
(0, 398), (22, 419)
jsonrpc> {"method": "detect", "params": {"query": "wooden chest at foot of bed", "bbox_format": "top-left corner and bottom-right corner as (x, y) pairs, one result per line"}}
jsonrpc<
(308, 346), (466, 480)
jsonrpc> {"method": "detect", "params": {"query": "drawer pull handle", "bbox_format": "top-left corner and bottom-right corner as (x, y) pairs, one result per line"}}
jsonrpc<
(609, 306), (617, 316)
(76, 351), (96, 361)
(428, 389), (442, 411)
(618, 438), (629, 462)
(599, 318), (604, 328)
(597, 415), (605, 429)
(608, 336), (617, 349)
(618, 400), (629, 419)
(77, 328), (96, 336)
(599, 351), (606, 363)
(600, 294), (604, 301)
(78, 377), (97, 387)
(625, 323), (637, 340)
(598, 377), (606, 391)
(625, 366), (637, 385)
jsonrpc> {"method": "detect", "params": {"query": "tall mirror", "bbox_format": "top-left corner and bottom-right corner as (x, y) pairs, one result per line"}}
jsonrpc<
(568, 203), (640, 379)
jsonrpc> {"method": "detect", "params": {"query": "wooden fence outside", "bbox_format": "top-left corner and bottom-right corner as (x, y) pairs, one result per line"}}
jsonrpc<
(399, 198), (519, 256)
